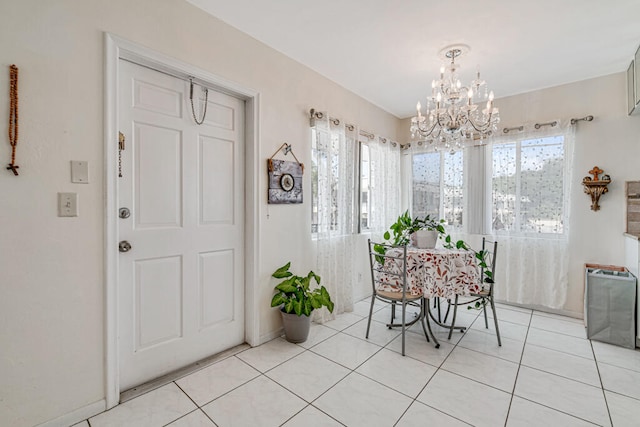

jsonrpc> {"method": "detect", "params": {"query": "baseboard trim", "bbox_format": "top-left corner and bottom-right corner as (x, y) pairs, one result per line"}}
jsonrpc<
(259, 328), (284, 344)
(495, 299), (583, 319)
(37, 399), (106, 427)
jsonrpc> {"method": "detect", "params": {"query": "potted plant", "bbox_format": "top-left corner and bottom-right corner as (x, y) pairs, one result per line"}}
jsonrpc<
(375, 210), (446, 253)
(387, 210), (446, 248)
(270, 262), (334, 343)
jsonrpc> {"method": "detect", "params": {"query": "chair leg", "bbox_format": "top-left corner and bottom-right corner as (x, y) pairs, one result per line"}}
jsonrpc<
(448, 295), (459, 340)
(365, 296), (376, 339)
(401, 301), (406, 356)
(483, 299), (489, 329)
(489, 297), (502, 346)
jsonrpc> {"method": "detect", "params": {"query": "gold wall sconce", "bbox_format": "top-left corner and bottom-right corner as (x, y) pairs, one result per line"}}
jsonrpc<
(582, 166), (611, 211)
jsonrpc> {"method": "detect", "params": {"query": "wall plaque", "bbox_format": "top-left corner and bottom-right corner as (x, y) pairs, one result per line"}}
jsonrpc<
(268, 158), (303, 204)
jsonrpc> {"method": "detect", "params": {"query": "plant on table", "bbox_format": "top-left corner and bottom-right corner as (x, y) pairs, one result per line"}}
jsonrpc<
(385, 210), (446, 246)
(373, 211), (446, 261)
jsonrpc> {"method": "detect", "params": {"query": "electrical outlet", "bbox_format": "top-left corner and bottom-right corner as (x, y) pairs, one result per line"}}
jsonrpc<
(58, 192), (78, 217)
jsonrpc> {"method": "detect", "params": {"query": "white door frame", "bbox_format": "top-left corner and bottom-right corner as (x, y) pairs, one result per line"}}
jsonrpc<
(104, 32), (261, 409)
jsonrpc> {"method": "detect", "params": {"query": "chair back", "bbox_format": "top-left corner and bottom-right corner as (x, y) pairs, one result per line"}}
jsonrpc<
(481, 237), (498, 293)
(367, 239), (409, 298)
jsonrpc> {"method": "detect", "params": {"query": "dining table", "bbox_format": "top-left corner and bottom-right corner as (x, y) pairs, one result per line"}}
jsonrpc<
(378, 246), (481, 298)
(377, 246), (481, 347)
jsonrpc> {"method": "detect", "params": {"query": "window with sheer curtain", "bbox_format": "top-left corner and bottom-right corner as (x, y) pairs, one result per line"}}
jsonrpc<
(360, 137), (401, 233)
(311, 126), (401, 236)
(310, 113), (400, 321)
(410, 126), (573, 310)
(411, 150), (464, 228)
(492, 135), (565, 235)
(311, 127), (347, 234)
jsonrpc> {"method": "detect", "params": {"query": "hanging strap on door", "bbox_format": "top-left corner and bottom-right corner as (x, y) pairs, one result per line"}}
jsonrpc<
(118, 132), (125, 178)
(189, 78), (208, 125)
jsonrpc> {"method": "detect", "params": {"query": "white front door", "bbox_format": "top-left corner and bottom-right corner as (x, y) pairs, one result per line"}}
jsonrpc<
(118, 60), (245, 390)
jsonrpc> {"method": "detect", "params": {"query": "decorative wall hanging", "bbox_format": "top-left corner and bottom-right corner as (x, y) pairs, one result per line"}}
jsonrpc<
(582, 166), (611, 211)
(268, 143), (303, 204)
(7, 64), (20, 175)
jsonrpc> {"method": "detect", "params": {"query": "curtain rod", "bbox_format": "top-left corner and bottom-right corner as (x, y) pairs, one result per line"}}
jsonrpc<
(309, 108), (397, 146)
(502, 115), (594, 134)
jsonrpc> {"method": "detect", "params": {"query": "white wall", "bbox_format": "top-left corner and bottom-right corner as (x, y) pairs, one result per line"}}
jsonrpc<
(497, 74), (640, 315)
(0, 1), (398, 426)
(400, 72), (640, 316)
(3, 1), (638, 425)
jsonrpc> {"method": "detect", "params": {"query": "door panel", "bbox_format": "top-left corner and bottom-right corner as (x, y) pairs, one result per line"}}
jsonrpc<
(135, 256), (183, 350)
(118, 60), (245, 390)
(200, 135), (234, 224)
(135, 123), (182, 228)
(133, 79), (183, 118)
(199, 250), (235, 328)
(202, 99), (235, 129)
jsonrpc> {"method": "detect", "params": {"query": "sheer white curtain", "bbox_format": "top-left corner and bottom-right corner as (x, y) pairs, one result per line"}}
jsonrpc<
(311, 113), (357, 322)
(488, 121), (575, 309)
(367, 136), (401, 233)
(409, 144), (464, 229)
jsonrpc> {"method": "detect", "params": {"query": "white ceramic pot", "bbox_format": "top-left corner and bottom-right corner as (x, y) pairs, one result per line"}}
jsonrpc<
(412, 230), (438, 249)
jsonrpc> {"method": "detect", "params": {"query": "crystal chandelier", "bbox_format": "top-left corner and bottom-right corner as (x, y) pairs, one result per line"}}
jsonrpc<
(410, 45), (500, 153)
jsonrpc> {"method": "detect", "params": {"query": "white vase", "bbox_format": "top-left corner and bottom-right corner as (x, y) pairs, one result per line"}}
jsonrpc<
(412, 230), (438, 249)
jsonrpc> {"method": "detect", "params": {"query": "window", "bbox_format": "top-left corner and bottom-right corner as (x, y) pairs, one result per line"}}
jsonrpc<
(311, 114), (400, 235)
(311, 127), (345, 233)
(412, 150), (464, 227)
(359, 142), (371, 231)
(492, 135), (565, 234)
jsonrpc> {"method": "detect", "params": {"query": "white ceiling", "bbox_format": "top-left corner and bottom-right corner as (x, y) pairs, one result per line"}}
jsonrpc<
(186, 0), (640, 119)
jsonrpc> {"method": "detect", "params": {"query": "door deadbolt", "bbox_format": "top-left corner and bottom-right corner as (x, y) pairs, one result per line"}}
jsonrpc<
(119, 207), (131, 219)
(119, 240), (132, 253)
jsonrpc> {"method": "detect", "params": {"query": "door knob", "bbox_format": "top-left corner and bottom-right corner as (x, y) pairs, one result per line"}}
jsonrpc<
(119, 240), (132, 253)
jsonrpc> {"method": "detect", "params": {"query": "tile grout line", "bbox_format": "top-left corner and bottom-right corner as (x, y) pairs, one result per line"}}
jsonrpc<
(590, 339), (615, 427)
(170, 380), (220, 426)
(310, 300), (445, 426)
(391, 303), (483, 426)
(505, 319), (608, 426)
(502, 310), (533, 427)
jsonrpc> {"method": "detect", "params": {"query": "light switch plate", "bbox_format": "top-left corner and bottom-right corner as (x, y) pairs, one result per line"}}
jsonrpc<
(58, 192), (78, 217)
(71, 160), (89, 183)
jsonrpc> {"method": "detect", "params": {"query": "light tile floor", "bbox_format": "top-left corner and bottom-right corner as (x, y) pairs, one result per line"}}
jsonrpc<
(79, 299), (640, 427)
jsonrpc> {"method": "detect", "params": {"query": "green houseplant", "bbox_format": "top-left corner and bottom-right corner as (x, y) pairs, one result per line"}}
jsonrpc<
(270, 262), (334, 343)
(374, 211), (446, 262)
(384, 210), (446, 247)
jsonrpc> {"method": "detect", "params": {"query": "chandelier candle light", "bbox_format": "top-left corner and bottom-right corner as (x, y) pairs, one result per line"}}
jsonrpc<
(410, 45), (500, 153)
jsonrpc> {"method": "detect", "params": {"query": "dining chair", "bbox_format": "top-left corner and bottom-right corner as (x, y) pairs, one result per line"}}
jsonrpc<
(444, 238), (501, 346)
(366, 239), (434, 355)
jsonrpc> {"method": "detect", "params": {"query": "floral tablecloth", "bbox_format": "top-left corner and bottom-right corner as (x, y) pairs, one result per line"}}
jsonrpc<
(377, 247), (481, 300)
